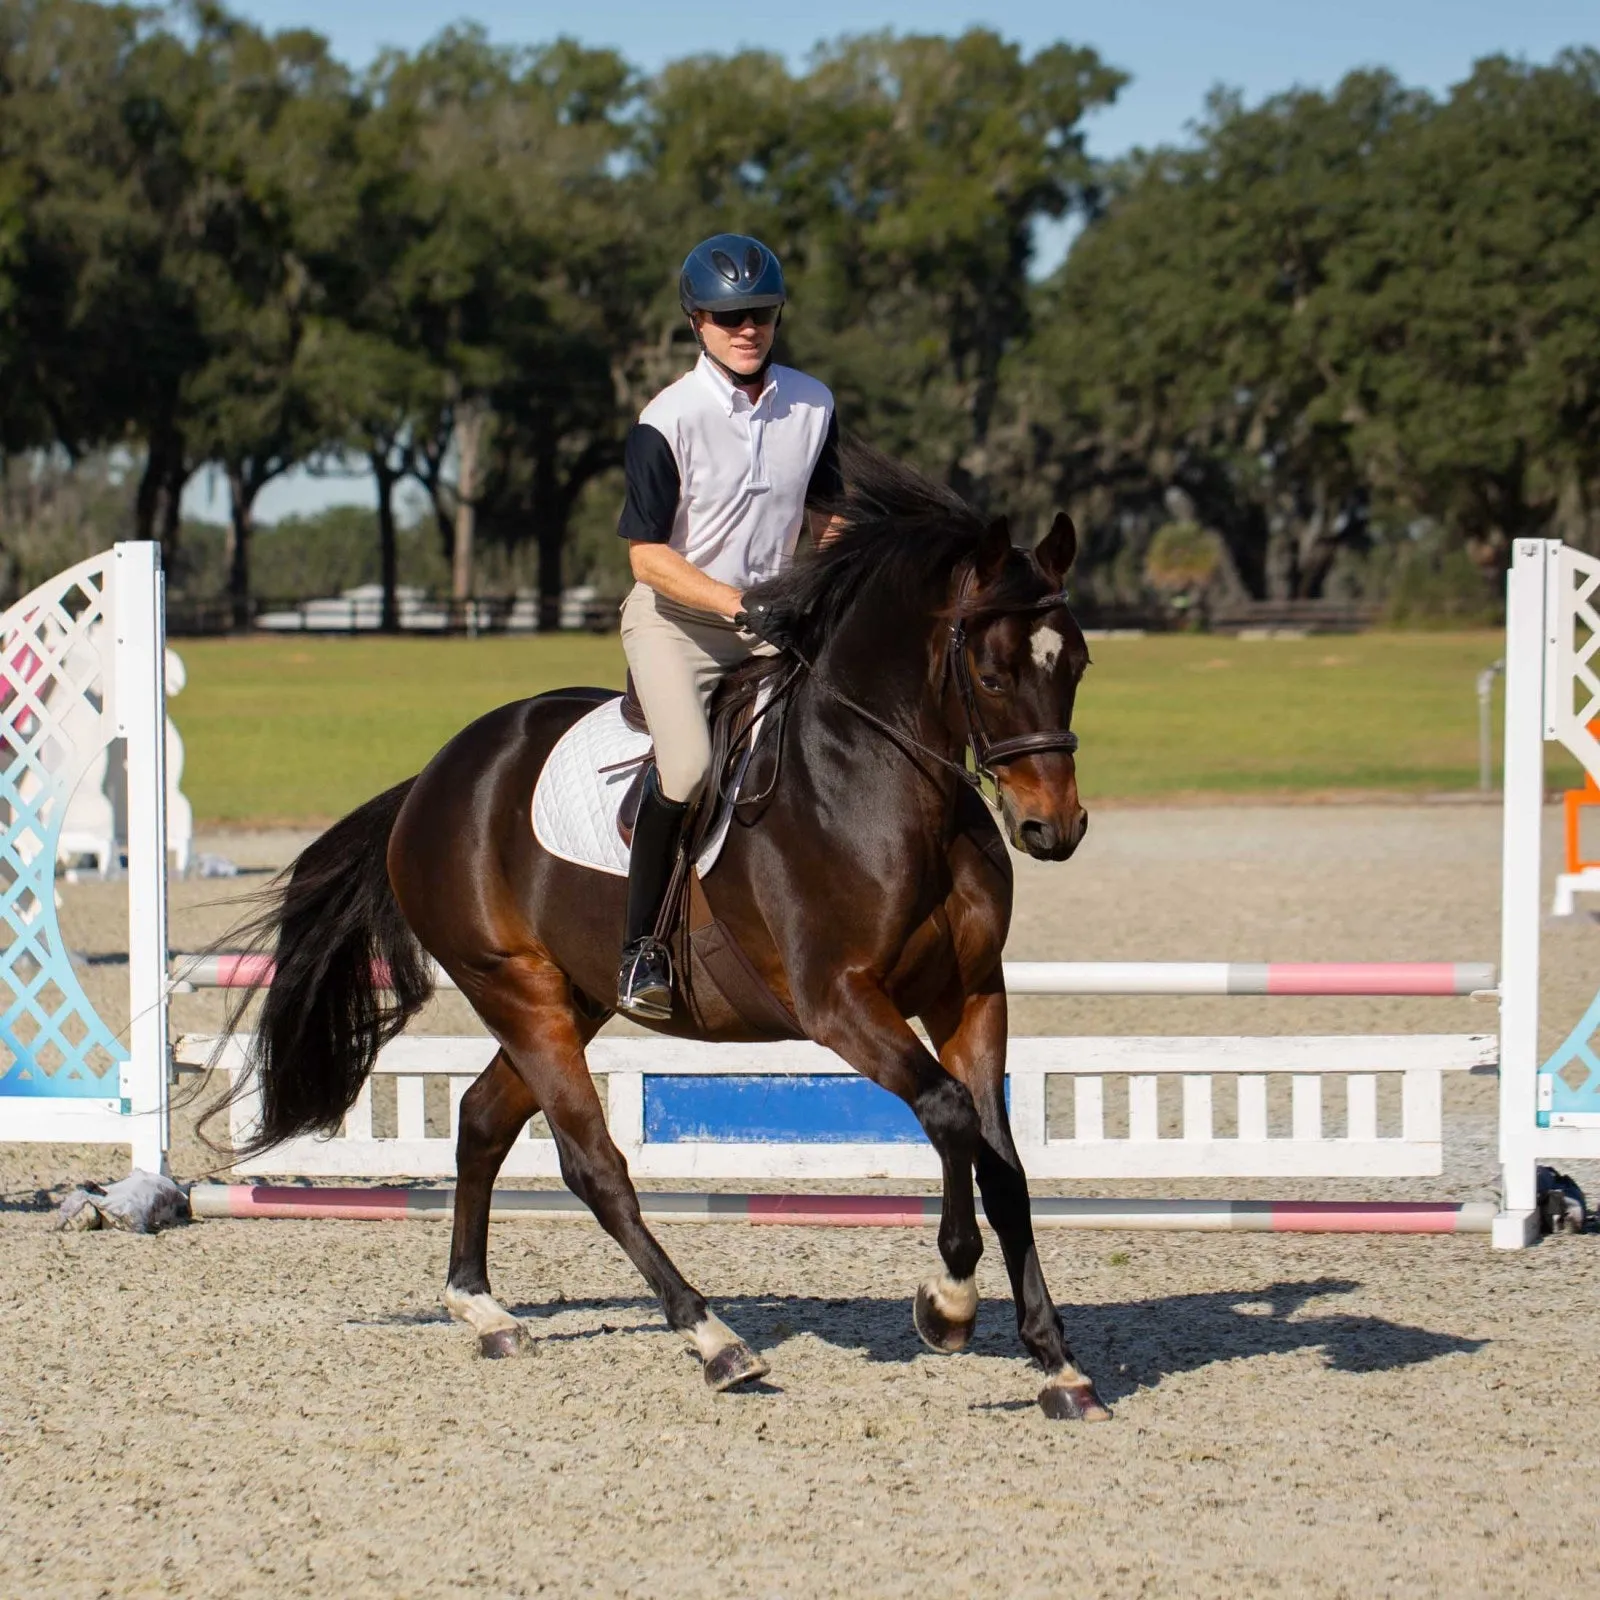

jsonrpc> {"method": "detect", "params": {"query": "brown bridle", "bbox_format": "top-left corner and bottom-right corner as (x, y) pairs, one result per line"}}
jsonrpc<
(783, 581), (1083, 796)
(947, 591), (1081, 785)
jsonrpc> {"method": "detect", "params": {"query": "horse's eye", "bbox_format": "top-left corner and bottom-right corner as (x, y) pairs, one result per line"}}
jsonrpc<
(979, 674), (1002, 693)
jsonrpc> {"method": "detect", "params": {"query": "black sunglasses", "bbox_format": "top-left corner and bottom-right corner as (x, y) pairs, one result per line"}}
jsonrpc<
(707, 306), (779, 329)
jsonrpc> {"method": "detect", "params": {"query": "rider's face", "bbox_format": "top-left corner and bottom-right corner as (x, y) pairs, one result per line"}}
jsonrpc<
(695, 309), (777, 382)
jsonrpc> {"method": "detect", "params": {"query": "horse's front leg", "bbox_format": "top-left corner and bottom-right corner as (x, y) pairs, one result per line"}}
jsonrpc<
(806, 975), (986, 1355)
(926, 980), (1111, 1422)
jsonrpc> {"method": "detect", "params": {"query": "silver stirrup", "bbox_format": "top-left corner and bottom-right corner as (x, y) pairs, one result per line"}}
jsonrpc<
(617, 941), (673, 1022)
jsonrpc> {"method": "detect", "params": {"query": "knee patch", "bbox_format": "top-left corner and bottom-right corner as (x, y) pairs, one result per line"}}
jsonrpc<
(657, 750), (710, 807)
(917, 1077), (980, 1148)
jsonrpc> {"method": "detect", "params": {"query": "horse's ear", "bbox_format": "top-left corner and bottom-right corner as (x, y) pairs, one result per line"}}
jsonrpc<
(974, 516), (1012, 585)
(1034, 512), (1077, 586)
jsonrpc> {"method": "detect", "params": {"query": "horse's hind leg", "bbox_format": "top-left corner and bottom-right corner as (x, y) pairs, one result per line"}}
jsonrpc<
(469, 956), (770, 1392)
(445, 1048), (541, 1358)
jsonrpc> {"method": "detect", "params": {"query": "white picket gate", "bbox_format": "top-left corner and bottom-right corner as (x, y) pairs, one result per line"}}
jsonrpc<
(178, 1031), (1494, 1183)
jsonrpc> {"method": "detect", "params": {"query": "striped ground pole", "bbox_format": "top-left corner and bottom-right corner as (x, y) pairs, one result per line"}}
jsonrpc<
(187, 1186), (1496, 1234)
(173, 956), (1497, 998)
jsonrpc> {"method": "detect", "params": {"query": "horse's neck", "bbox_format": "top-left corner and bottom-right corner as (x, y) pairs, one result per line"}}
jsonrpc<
(799, 577), (967, 813)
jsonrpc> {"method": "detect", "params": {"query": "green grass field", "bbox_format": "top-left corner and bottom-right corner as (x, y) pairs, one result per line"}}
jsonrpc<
(173, 629), (1548, 825)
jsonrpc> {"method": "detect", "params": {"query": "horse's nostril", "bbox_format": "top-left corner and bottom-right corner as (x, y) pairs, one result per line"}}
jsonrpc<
(1019, 820), (1059, 856)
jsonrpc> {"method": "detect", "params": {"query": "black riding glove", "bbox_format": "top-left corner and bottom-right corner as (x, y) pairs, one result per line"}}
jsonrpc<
(735, 595), (800, 651)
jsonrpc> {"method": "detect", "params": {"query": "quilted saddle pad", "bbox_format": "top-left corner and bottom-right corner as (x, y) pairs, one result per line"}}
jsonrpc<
(530, 696), (747, 879)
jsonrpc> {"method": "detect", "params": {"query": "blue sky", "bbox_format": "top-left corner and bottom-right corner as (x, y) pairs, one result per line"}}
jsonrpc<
(185, 0), (1596, 522)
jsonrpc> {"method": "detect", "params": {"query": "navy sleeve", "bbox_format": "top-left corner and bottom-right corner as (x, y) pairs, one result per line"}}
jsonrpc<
(804, 411), (843, 508)
(617, 423), (680, 543)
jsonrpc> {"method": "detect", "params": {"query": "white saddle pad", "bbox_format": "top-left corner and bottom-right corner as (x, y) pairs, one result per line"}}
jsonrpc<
(531, 696), (759, 879)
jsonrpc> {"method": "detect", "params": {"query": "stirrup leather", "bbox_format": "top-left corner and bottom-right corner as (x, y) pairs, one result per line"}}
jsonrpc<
(617, 936), (674, 1021)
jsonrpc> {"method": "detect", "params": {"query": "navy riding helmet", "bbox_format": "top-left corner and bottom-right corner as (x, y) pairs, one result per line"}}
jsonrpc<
(678, 234), (786, 316)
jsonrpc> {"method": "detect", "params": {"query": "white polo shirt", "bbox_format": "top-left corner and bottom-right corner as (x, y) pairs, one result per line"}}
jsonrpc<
(618, 355), (839, 588)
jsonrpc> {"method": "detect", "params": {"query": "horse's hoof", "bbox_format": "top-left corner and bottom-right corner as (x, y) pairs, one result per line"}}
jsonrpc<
(1038, 1377), (1112, 1422)
(703, 1340), (769, 1392)
(913, 1279), (977, 1353)
(478, 1325), (531, 1360)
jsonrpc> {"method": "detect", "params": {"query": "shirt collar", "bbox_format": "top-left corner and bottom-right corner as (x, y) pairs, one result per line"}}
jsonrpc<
(695, 352), (778, 416)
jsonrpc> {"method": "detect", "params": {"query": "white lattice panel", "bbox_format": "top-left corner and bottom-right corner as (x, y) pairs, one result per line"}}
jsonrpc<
(0, 546), (169, 1168)
(1545, 545), (1600, 786)
(1, 558), (129, 1099)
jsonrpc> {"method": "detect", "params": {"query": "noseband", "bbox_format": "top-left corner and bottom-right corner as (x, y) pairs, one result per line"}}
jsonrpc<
(948, 591), (1081, 784)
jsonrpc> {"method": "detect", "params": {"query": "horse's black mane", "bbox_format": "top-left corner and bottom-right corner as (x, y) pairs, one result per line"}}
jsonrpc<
(746, 444), (1043, 654)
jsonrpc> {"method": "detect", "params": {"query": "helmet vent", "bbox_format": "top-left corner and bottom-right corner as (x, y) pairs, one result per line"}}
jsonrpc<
(678, 235), (786, 315)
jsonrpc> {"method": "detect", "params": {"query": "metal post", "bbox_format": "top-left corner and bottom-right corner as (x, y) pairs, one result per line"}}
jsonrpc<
(1493, 541), (1548, 1247)
(1477, 659), (1504, 793)
(112, 543), (171, 1174)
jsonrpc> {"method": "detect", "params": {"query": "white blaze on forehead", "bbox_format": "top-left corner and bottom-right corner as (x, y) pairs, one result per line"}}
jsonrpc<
(1031, 623), (1066, 673)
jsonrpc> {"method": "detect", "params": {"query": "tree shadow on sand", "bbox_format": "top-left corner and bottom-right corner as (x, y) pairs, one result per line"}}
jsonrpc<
(370, 1275), (1484, 1404)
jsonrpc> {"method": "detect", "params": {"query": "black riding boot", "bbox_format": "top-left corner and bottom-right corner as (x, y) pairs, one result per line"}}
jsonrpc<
(617, 768), (690, 1021)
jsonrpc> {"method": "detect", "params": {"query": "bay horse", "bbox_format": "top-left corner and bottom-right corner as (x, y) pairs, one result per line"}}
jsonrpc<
(222, 450), (1109, 1421)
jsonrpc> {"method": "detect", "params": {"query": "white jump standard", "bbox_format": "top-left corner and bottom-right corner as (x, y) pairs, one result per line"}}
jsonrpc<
(0, 546), (169, 1170)
(1495, 538), (1600, 1243)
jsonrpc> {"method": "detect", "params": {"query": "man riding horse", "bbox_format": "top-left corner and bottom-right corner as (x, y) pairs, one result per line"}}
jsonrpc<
(218, 232), (1110, 1420)
(615, 233), (844, 1021)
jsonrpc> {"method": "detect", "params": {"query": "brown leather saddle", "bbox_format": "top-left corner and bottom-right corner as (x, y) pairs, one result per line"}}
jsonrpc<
(613, 657), (806, 1040)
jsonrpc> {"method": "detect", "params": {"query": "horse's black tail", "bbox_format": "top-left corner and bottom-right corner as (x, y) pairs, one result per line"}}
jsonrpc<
(205, 779), (434, 1159)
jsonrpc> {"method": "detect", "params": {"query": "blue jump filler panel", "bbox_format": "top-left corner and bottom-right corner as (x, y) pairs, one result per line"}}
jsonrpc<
(645, 1074), (924, 1144)
(642, 1074), (1010, 1144)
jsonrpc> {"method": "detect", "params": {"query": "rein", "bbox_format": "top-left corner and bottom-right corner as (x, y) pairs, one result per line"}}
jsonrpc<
(782, 585), (1081, 796)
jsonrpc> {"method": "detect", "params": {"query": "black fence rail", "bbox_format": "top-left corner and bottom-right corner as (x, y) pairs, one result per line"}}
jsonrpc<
(164, 590), (1382, 640)
(1205, 597), (1382, 633)
(165, 590), (621, 638)
(1071, 596), (1383, 635)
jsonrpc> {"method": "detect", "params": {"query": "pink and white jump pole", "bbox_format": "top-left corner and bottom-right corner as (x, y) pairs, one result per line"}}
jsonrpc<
(173, 955), (1496, 999)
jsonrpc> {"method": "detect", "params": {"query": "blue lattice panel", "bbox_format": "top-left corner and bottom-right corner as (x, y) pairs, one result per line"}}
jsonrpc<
(1538, 988), (1600, 1127)
(0, 558), (130, 1101)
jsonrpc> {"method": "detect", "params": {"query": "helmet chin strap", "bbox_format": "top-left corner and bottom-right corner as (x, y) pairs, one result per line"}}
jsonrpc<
(689, 309), (782, 391)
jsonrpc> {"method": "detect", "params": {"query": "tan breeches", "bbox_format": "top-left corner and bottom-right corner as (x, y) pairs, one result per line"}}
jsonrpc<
(619, 582), (775, 803)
